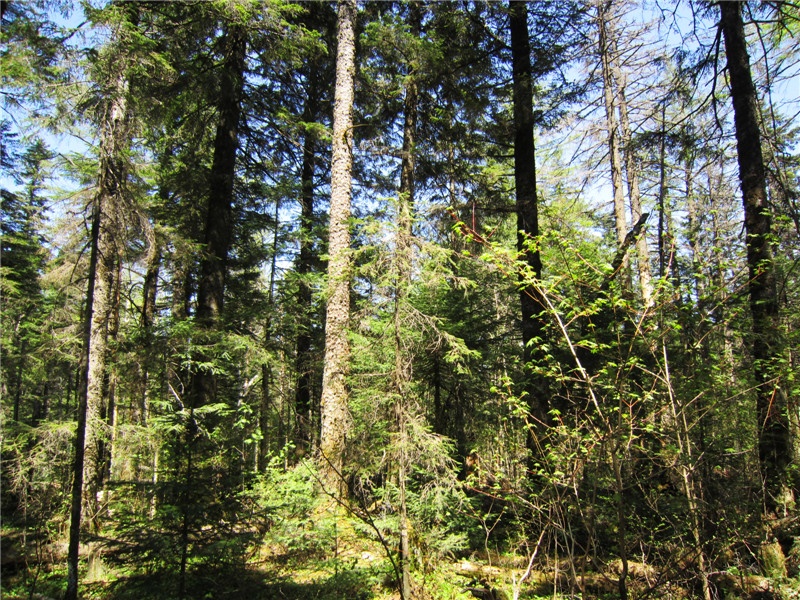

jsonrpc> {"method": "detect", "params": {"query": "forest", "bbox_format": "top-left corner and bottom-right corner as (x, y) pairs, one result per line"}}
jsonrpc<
(1, 0), (799, 599)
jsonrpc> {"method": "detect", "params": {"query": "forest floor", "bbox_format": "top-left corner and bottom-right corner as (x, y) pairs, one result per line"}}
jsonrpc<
(2, 511), (798, 599)
(0, 516), (615, 600)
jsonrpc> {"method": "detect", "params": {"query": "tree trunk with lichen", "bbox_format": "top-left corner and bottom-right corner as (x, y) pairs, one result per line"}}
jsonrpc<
(65, 6), (136, 597)
(610, 41), (653, 306)
(319, 0), (357, 498)
(597, 0), (629, 270)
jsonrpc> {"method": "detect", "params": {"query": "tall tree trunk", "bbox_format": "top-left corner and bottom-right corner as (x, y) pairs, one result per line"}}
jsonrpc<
(596, 0), (629, 278)
(394, 6), (420, 597)
(65, 197), (101, 600)
(657, 103), (670, 281)
(295, 67), (321, 455)
(195, 25), (246, 327)
(82, 63), (129, 533)
(140, 235), (160, 515)
(259, 197), (280, 470)
(319, 0), (357, 496)
(138, 231), (160, 427)
(190, 23), (247, 408)
(11, 333), (25, 422)
(719, 0), (793, 519)
(610, 45), (652, 305)
(65, 6), (135, 591)
(259, 362), (271, 470)
(509, 0), (549, 466)
(100, 260), (122, 484)
(177, 25), (246, 596)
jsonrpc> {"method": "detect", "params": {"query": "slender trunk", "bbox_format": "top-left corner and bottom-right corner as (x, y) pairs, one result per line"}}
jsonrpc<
(142, 237), (160, 333)
(65, 199), (101, 600)
(191, 23), (247, 409)
(195, 25), (246, 327)
(398, 440), (411, 600)
(719, 1), (792, 518)
(662, 342), (712, 600)
(64, 13), (136, 572)
(12, 334), (25, 422)
(138, 229), (160, 427)
(83, 71), (127, 533)
(394, 6), (420, 597)
(611, 49), (652, 305)
(295, 71), (321, 454)
(171, 259), (190, 323)
(260, 200), (280, 470)
(178, 435), (193, 599)
(101, 260), (122, 484)
(319, 0), (357, 496)
(176, 28), (247, 593)
(657, 103), (670, 281)
(611, 449), (628, 600)
(597, 1), (629, 277)
(678, 150), (694, 292)
(686, 158), (703, 301)
(79, 1), (138, 537)
(259, 363), (271, 470)
(82, 223), (114, 530)
(510, 0), (549, 466)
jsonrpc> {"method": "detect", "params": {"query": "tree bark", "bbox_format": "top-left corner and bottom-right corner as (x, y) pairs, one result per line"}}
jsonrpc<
(137, 232), (160, 427)
(394, 6), (420, 597)
(295, 65), (321, 455)
(259, 197), (281, 470)
(719, 0), (792, 518)
(65, 7), (135, 593)
(596, 0), (629, 276)
(82, 59), (129, 532)
(509, 0), (549, 465)
(319, 0), (357, 497)
(65, 196), (101, 600)
(191, 23), (247, 409)
(610, 43), (652, 305)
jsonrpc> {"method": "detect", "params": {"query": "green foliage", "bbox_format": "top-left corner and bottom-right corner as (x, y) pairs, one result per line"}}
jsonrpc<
(245, 458), (336, 558)
(0, 421), (74, 599)
(1, 1), (798, 598)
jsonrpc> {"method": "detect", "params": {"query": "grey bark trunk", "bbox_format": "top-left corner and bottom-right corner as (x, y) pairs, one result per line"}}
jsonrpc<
(65, 7), (135, 596)
(319, 0), (357, 497)
(610, 45), (652, 305)
(65, 197), (100, 600)
(597, 1), (629, 278)
(83, 65), (129, 532)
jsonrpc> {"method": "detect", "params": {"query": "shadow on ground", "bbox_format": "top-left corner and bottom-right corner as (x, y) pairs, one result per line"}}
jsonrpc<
(101, 564), (382, 600)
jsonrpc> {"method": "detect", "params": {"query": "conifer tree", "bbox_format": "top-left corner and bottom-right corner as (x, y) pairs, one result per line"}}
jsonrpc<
(719, 0), (793, 521)
(319, 0), (357, 496)
(509, 0), (550, 468)
(65, 4), (139, 596)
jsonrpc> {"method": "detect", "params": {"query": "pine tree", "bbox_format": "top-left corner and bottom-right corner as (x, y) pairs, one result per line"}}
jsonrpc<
(509, 0), (550, 469)
(65, 4), (140, 597)
(719, 0), (793, 522)
(319, 0), (357, 496)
